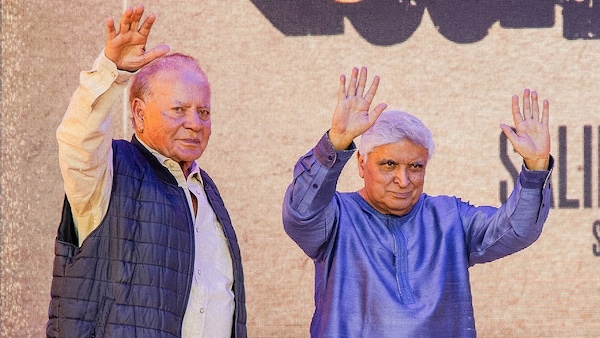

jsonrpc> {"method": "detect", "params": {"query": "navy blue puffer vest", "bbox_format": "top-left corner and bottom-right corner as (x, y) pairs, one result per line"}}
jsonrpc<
(47, 137), (246, 338)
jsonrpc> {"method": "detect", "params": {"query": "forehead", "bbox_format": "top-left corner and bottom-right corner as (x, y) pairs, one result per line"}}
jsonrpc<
(148, 70), (210, 99)
(369, 140), (429, 161)
(150, 69), (208, 85)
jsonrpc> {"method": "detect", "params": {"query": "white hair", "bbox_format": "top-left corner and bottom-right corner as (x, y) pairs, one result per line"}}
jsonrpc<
(358, 109), (435, 160)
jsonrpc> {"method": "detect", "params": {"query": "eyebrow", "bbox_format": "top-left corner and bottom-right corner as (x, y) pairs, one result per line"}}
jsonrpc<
(172, 100), (210, 109)
(376, 159), (427, 165)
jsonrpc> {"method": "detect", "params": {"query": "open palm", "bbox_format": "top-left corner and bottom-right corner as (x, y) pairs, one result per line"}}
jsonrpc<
(500, 89), (550, 171)
(104, 5), (169, 72)
(329, 67), (387, 150)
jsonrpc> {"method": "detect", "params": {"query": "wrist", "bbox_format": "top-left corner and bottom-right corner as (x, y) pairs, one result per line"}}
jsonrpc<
(524, 157), (550, 171)
(327, 131), (354, 151)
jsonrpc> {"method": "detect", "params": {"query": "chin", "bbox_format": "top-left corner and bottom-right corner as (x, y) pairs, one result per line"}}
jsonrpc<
(387, 202), (415, 215)
(177, 149), (204, 160)
(390, 209), (410, 216)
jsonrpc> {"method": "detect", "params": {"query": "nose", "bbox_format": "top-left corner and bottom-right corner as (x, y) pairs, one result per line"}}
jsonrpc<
(394, 167), (410, 187)
(183, 110), (205, 131)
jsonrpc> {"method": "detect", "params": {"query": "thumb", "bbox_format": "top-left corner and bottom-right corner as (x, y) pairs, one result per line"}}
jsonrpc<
(367, 103), (387, 125)
(143, 44), (171, 64)
(499, 123), (519, 146)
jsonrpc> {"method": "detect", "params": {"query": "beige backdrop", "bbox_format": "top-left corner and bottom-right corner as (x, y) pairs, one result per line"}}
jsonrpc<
(2, 1), (600, 337)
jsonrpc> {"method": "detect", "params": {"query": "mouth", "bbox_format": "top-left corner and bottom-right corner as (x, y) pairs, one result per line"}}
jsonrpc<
(180, 138), (200, 144)
(390, 191), (412, 199)
(179, 138), (201, 146)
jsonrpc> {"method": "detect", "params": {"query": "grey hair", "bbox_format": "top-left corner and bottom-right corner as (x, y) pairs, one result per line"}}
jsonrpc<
(358, 109), (435, 160)
(129, 53), (208, 105)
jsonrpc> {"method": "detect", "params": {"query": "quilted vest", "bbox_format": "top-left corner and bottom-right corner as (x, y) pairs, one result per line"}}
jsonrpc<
(47, 137), (246, 338)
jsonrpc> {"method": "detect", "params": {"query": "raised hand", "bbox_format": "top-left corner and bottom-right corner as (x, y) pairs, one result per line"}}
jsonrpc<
(329, 67), (387, 150)
(105, 4), (170, 72)
(500, 89), (551, 171)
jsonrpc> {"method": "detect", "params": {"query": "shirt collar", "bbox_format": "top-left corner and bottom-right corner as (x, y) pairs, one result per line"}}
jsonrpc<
(135, 137), (203, 184)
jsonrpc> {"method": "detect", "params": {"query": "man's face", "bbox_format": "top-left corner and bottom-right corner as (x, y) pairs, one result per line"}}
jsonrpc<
(358, 139), (428, 216)
(136, 70), (211, 172)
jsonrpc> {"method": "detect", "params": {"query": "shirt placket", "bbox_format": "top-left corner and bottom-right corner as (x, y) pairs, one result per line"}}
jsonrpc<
(388, 219), (416, 304)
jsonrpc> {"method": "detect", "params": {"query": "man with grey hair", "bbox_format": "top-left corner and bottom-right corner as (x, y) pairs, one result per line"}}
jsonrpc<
(282, 67), (552, 337)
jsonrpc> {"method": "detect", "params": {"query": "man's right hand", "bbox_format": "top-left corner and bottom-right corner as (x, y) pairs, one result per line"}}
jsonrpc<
(105, 4), (170, 72)
(329, 67), (387, 151)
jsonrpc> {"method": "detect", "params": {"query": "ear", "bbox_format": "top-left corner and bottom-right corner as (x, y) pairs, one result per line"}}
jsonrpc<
(131, 98), (146, 132)
(357, 152), (366, 178)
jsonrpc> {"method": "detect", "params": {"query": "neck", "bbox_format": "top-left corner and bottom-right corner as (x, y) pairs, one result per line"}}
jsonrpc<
(181, 161), (194, 179)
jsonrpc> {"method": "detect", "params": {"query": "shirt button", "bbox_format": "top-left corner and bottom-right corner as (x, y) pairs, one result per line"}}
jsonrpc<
(197, 270), (201, 275)
(200, 308), (205, 313)
(195, 227), (200, 233)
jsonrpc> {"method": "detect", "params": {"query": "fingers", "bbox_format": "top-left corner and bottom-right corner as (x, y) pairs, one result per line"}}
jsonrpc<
(356, 66), (367, 97)
(347, 67), (359, 96)
(363, 75), (380, 105)
(343, 66), (377, 100)
(514, 88), (548, 124)
(531, 90), (540, 121)
(541, 99), (550, 126)
(130, 5), (145, 30)
(106, 17), (117, 40)
(522, 88), (531, 119)
(338, 74), (347, 102)
(338, 66), (383, 112)
(139, 14), (156, 37)
(530, 91), (550, 126)
(119, 6), (134, 34)
(511, 94), (522, 125)
(118, 5), (146, 34)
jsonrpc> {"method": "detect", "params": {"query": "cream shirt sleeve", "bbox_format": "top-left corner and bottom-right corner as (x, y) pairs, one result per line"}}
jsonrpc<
(56, 51), (133, 245)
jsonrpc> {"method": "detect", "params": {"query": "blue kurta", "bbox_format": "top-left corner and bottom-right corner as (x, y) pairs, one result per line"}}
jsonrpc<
(282, 133), (552, 338)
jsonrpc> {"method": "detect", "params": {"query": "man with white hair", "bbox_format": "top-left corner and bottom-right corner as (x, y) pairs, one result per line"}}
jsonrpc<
(282, 67), (553, 337)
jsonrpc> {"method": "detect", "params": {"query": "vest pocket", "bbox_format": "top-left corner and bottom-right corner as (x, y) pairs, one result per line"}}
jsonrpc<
(90, 297), (114, 338)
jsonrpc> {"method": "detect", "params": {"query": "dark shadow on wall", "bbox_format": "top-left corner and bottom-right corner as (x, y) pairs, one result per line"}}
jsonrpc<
(250, 0), (599, 45)
(561, 0), (600, 39)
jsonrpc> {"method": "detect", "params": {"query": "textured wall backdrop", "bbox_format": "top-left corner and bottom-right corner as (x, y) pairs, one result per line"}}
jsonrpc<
(2, 1), (600, 337)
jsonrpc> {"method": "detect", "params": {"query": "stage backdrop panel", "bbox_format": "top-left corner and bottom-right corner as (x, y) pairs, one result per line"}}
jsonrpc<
(2, 1), (599, 337)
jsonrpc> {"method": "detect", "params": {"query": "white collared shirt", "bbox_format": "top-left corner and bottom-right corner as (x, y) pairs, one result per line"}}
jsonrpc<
(145, 142), (234, 338)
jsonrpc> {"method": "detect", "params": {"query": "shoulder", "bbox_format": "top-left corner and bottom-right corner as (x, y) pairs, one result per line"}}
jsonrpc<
(112, 140), (145, 164)
(421, 194), (466, 211)
(110, 139), (155, 179)
(112, 139), (137, 152)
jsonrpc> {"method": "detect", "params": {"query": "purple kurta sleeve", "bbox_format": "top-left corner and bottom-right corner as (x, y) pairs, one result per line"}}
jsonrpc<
(282, 132), (354, 259)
